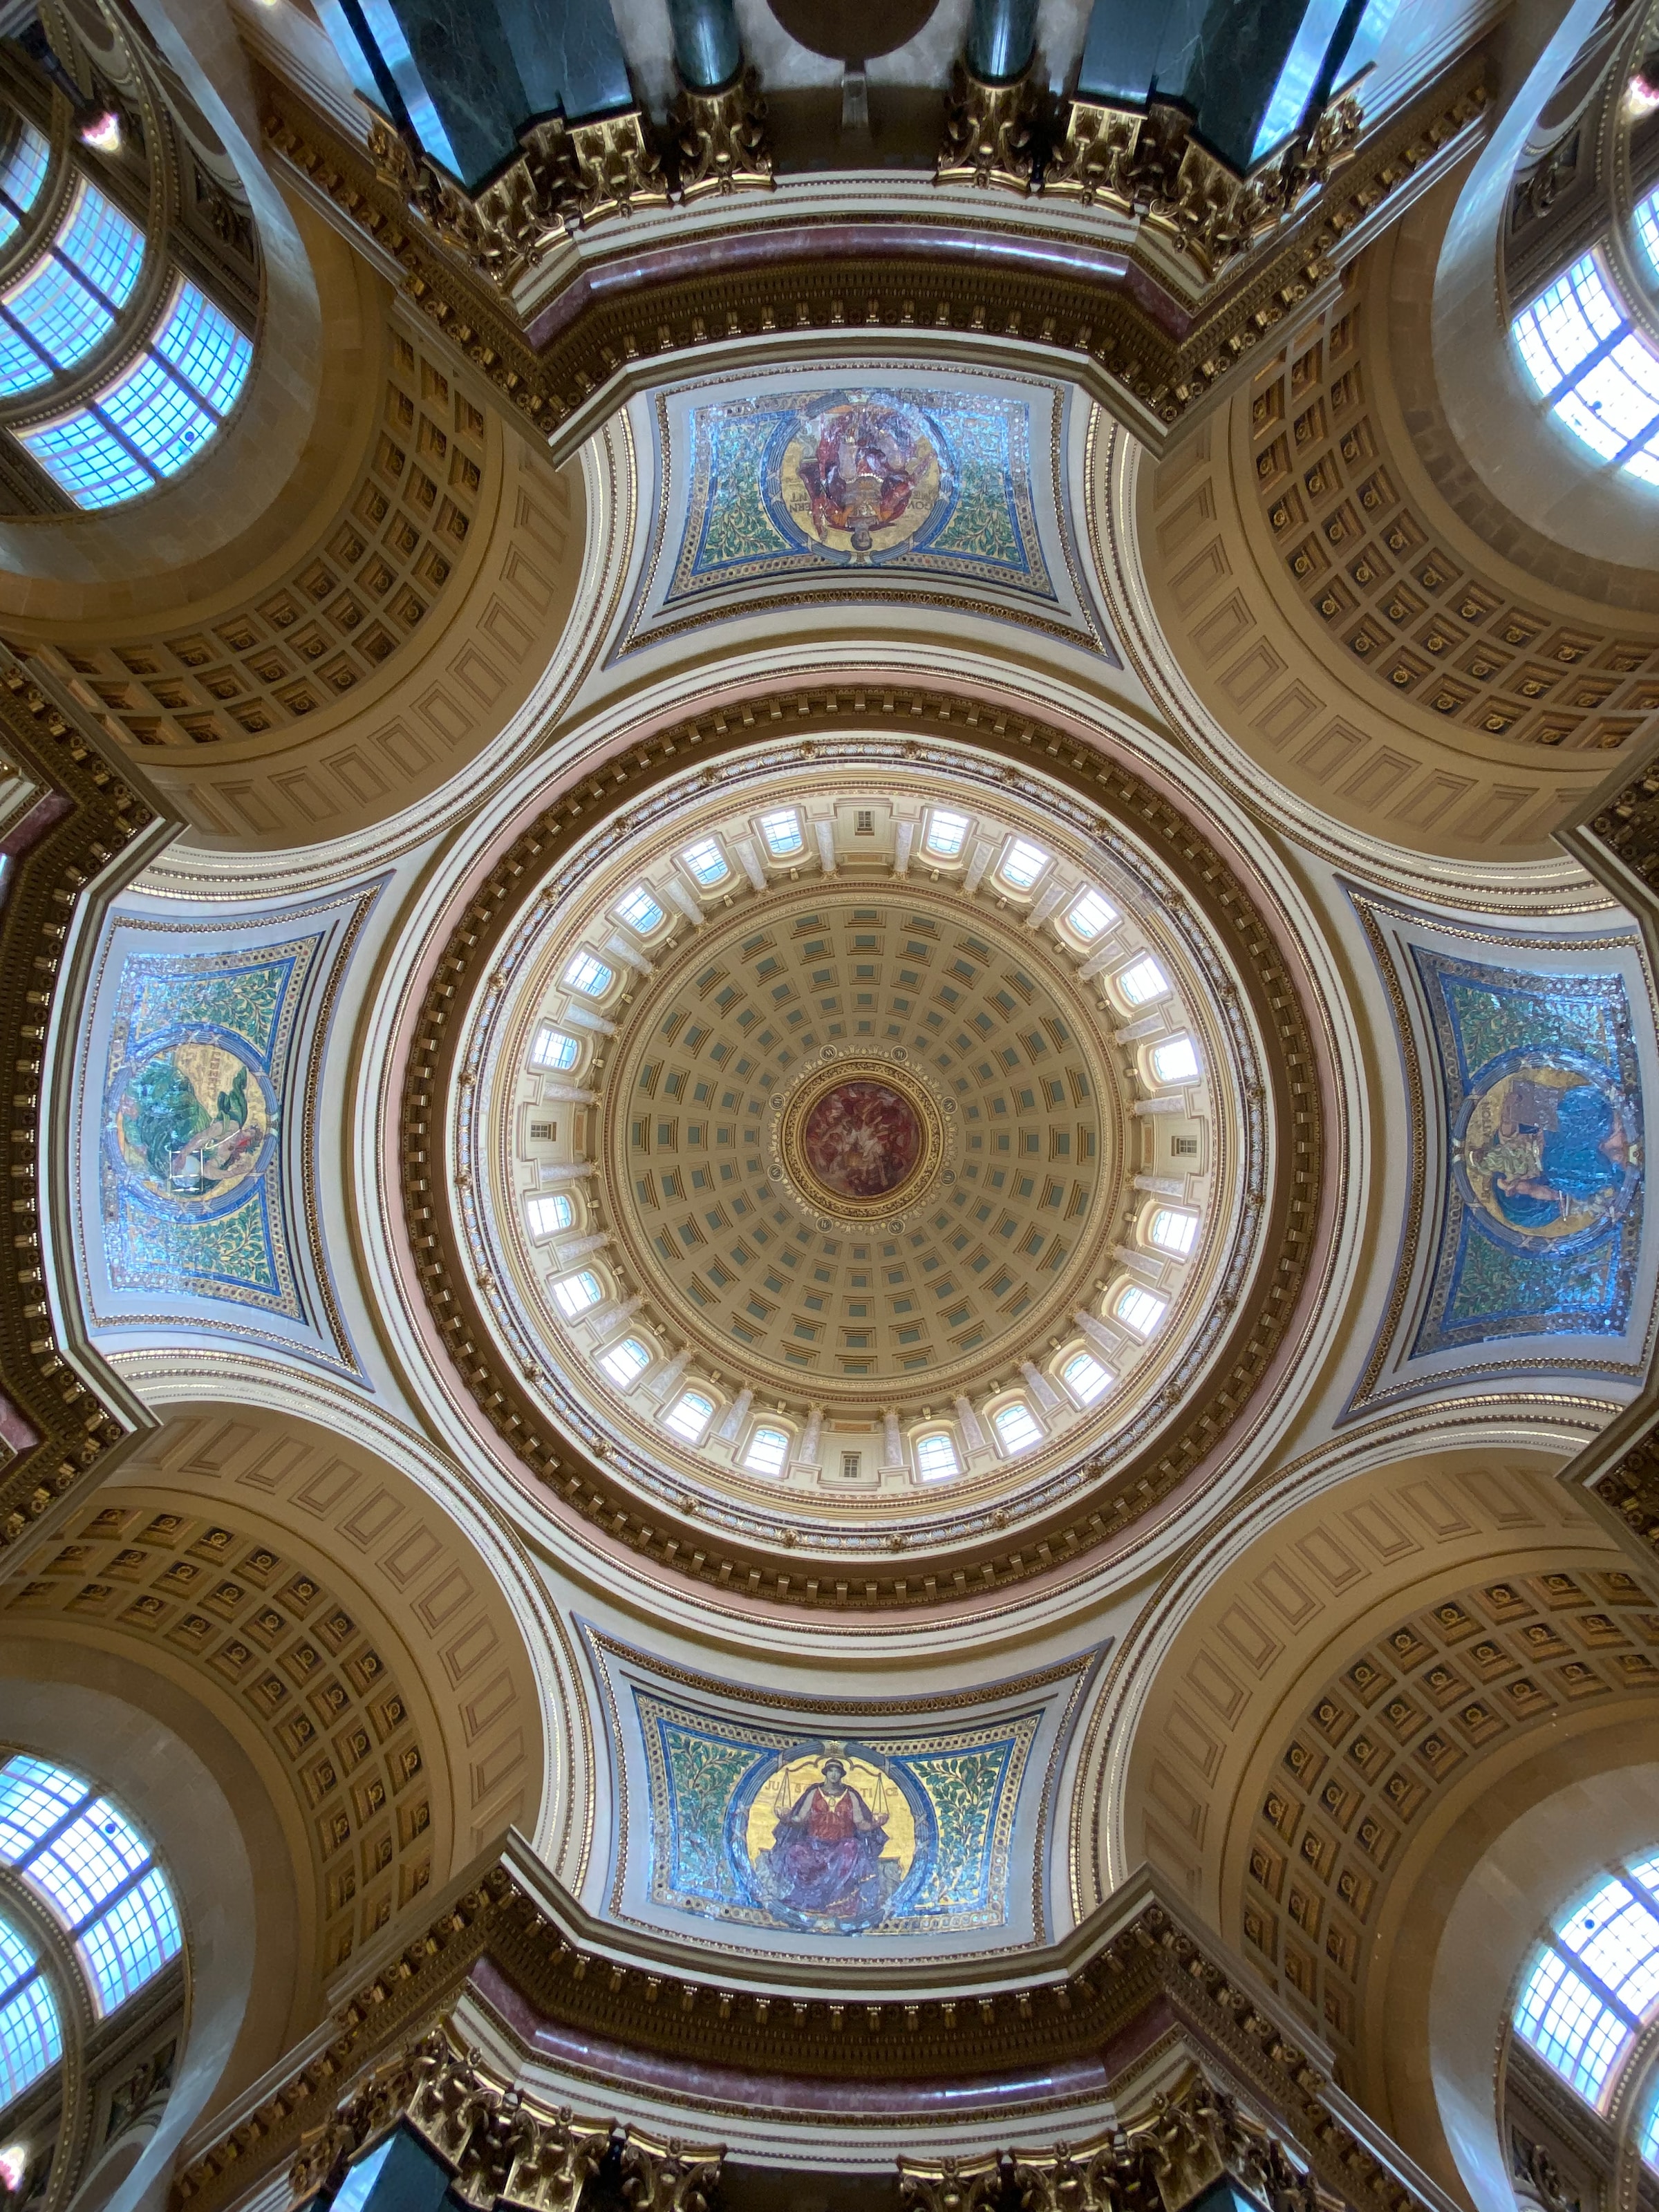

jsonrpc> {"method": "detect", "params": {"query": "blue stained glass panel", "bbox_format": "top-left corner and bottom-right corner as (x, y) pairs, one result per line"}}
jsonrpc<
(4, 252), (112, 369)
(98, 350), (214, 474)
(55, 180), (142, 307)
(153, 280), (251, 419)
(19, 410), (152, 507)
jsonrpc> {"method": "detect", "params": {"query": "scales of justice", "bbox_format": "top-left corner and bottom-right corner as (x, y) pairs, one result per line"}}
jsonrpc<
(747, 1741), (912, 1931)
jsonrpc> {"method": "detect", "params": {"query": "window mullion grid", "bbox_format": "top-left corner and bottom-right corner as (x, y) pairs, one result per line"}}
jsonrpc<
(1546, 1928), (1645, 2034)
(12, 1785), (96, 1878)
(79, 398), (162, 484)
(0, 1954), (41, 2012)
(63, 1853), (153, 1941)
(147, 340), (227, 426)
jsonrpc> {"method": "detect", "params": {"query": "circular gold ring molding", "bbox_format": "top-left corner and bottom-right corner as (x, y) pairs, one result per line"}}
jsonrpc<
(772, 1050), (951, 1228)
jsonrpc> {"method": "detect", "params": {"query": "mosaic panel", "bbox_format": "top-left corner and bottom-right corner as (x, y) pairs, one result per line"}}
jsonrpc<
(1412, 950), (1644, 1352)
(98, 937), (320, 1315)
(667, 386), (1054, 603)
(635, 1688), (1038, 1938)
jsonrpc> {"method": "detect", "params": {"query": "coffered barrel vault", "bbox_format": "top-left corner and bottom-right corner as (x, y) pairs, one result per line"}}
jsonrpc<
(6, 0), (1659, 2204)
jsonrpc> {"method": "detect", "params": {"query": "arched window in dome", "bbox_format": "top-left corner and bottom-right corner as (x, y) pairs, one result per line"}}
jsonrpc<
(914, 1430), (959, 1481)
(679, 836), (730, 888)
(0, 1754), (180, 2016)
(614, 885), (666, 936)
(992, 1400), (1042, 1456)
(562, 951), (613, 999)
(0, 106), (254, 511)
(759, 809), (804, 860)
(998, 838), (1050, 892)
(1511, 252), (1659, 485)
(1147, 1206), (1199, 1255)
(664, 1389), (715, 1444)
(1150, 1035), (1201, 1085)
(1062, 1349), (1113, 1405)
(1115, 1284), (1168, 1337)
(529, 1026), (580, 1072)
(1116, 955), (1170, 1007)
(1640, 2084), (1659, 2170)
(0, 1912), (61, 2108)
(742, 1424), (790, 1477)
(525, 1192), (574, 1238)
(552, 1270), (603, 1319)
(1065, 888), (1117, 941)
(922, 808), (970, 859)
(1513, 1856), (1659, 2105)
(598, 1336), (651, 1388)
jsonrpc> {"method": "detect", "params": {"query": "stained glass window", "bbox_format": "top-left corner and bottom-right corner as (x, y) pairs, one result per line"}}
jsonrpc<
(0, 1754), (180, 2016)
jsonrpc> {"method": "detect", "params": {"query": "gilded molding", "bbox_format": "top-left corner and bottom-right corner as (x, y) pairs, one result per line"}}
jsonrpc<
(0, 653), (171, 1563)
(670, 71), (774, 200)
(935, 64), (1039, 196)
(174, 1850), (1437, 2212)
(1046, 95), (1363, 281)
(899, 2072), (1349, 2212)
(258, 57), (1488, 457)
(288, 2030), (722, 2212)
(395, 687), (1327, 1611)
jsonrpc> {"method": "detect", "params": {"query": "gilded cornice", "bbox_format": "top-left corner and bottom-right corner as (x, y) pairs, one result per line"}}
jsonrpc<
(397, 685), (1329, 1611)
(257, 58), (1489, 462)
(171, 1843), (1442, 2212)
(0, 650), (172, 1568)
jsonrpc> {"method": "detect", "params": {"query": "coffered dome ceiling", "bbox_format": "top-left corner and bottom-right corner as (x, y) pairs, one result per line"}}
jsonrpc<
(398, 699), (1329, 1602)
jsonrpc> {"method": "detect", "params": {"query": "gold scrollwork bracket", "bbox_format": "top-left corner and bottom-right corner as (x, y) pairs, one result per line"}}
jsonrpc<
(935, 62), (1040, 195)
(671, 68), (774, 200)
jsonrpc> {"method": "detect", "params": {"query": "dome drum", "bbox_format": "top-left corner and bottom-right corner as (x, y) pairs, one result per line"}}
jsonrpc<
(393, 684), (1331, 1610)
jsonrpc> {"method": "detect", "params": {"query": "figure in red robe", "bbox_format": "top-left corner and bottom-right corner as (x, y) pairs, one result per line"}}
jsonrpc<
(756, 1758), (897, 1924)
